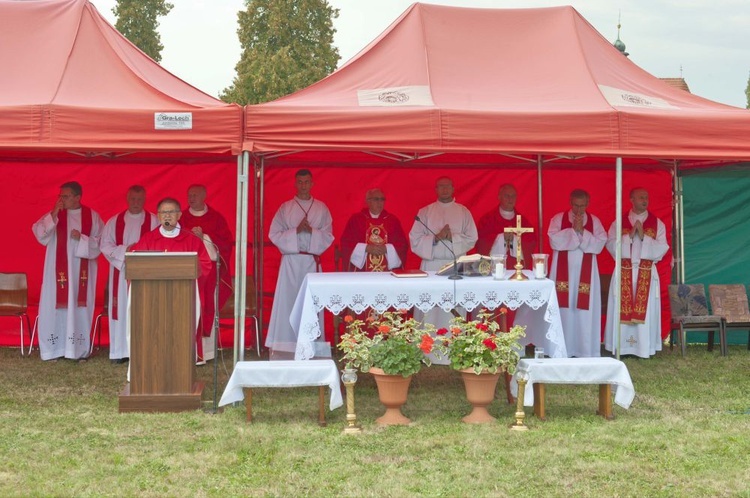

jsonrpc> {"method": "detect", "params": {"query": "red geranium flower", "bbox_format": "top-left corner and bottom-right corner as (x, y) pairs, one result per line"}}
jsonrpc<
(437, 328), (448, 336)
(419, 334), (434, 354)
(344, 315), (353, 323)
(476, 323), (489, 331)
(378, 324), (391, 334)
(483, 338), (497, 350)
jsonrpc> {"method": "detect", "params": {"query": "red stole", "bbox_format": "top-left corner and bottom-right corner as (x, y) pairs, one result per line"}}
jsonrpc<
(55, 207), (92, 308)
(555, 213), (593, 310)
(620, 212), (657, 324)
(112, 211), (152, 319)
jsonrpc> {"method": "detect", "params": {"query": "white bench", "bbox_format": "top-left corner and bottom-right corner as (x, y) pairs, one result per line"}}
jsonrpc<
(219, 360), (343, 426)
(511, 357), (635, 420)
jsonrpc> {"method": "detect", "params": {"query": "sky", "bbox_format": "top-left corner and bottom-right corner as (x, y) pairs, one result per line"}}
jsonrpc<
(89, 0), (749, 108)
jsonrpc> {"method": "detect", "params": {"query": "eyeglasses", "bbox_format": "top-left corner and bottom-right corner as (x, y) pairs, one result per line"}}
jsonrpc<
(158, 210), (180, 215)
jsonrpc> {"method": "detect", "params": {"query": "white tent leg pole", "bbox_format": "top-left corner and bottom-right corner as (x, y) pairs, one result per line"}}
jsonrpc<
(234, 152), (250, 365)
(675, 163), (685, 283)
(255, 156), (265, 356)
(615, 157), (623, 360)
(537, 155), (543, 253)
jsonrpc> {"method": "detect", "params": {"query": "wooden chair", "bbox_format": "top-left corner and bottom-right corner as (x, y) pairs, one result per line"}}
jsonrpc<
(708, 284), (750, 356)
(89, 283), (109, 357)
(219, 276), (260, 357)
(0, 273), (33, 356)
(667, 284), (724, 357)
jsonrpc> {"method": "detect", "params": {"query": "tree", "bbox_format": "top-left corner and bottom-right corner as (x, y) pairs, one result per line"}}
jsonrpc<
(221, 0), (340, 105)
(113, 0), (174, 63)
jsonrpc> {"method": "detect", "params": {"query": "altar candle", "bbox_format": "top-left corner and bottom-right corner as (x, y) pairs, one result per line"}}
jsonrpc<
(534, 261), (546, 279)
(495, 263), (505, 280)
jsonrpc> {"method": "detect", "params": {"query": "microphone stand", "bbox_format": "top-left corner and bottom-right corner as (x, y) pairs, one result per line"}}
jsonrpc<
(414, 215), (462, 280)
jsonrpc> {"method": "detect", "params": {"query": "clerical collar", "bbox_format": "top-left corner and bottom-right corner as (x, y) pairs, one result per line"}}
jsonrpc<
(189, 205), (208, 217)
(369, 211), (381, 218)
(500, 208), (515, 221)
(160, 224), (181, 238)
(437, 199), (455, 206)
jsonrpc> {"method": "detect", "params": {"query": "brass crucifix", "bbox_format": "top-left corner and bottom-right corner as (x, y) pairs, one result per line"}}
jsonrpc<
(503, 215), (534, 281)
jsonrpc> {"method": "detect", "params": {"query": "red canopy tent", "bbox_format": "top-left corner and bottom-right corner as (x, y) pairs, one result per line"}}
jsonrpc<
(0, 0), (243, 349)
(241, 4), (750, 351)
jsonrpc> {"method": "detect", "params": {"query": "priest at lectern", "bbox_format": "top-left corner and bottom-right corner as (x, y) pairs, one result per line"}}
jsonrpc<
(130, 197), (212, 362)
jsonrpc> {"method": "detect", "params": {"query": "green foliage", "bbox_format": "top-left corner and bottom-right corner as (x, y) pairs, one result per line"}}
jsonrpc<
(444, 311), (526, 375)
(221, 0), (340, 104)
(370, 338), (424, 378)
(113, 0), (173, 63)
(338, 310), (437, 377)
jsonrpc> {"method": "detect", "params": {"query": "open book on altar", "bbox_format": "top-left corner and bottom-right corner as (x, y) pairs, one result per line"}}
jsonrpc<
(436, 254), (493, 277)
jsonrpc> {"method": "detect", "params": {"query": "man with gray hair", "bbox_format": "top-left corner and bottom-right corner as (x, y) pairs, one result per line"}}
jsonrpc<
(100, 185), (158, 363)
(548, 189), (607, 357)
(340, 188), (407, 272)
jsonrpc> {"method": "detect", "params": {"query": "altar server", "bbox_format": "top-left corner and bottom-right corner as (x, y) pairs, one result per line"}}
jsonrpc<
(266, 169), (334, 356)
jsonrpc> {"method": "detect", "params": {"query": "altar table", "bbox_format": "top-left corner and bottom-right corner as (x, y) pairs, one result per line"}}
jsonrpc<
(510, 357), (635, 420)
(288, 270), (566, 360)
(218, 360), (343, 426)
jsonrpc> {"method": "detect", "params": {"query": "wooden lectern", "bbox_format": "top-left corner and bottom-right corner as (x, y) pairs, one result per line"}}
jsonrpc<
(119, 252), (204, 413)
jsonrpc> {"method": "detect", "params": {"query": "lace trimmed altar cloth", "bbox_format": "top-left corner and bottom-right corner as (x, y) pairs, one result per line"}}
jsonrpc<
(286, 270), (566, 360)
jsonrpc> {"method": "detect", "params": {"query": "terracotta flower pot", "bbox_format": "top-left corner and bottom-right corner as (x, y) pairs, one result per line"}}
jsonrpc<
(369, 367), (412, 425)
(459, 368), (502, 424)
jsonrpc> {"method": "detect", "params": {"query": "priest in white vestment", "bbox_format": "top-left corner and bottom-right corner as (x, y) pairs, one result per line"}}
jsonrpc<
(548, 189), (607, 358)
(32, 181), (103, 361)
(605, 188), (669, 358)
(409, 177), (477, 364)
(267, 169), (334, 357)
(100, 186), (158, 363)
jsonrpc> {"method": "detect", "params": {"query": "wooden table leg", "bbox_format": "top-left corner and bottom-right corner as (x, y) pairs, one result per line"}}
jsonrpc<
(318, 386), (327, 427)
(597, 384), (613, 420)
(533, 383), (546, 420)
(244, 388), (253, 423)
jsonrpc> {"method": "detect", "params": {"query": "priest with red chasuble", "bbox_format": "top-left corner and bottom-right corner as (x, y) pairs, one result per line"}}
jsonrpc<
(32, 181), (104, 361)
(548, 189), (607, 358)
(130, 198), (213, 364)
(180, 184), (234, 361)
(340, 188), (407, 272)
(604, 188), (669, 358)
(476, 184), (537, 268)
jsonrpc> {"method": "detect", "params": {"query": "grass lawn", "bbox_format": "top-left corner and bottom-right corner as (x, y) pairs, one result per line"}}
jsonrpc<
(1, 345), (748, 497)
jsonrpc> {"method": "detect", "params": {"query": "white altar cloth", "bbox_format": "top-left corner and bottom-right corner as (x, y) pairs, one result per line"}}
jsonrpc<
(218, 359), (343, 410)
(511, 357), (635, 409)
(289, 270), (566, 360)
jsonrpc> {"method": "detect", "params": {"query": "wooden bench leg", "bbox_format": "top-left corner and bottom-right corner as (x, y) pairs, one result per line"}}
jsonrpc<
(533, 383), (546, 420)
(598, 384), (613, 420)
(318, 386), (327, 427)
(244, 388), (253, 423)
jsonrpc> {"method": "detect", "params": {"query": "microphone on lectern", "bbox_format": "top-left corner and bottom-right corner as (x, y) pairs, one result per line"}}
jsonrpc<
(414, 215), (462, 280)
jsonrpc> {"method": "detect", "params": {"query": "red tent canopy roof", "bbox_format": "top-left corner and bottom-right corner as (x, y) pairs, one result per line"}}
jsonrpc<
(245, 3), (750, 165)
(0, 0), (241, 156)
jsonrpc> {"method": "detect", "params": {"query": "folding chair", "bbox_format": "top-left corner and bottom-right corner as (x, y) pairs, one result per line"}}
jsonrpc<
(708, 284), (750, 356)
(667, 284), (724, 357)
(0, 273), (33, 356)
